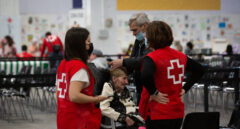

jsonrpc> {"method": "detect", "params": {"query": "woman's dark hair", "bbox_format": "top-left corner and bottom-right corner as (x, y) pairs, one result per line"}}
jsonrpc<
(45, 31), (51, 37)
(146, 21), (173, 49)
(22, 45), (28, 51)
(64, 27), (89, 63)
(226, 44), (233, 55)
(186, 41), (193, 50)
(5, 35), (14, 46)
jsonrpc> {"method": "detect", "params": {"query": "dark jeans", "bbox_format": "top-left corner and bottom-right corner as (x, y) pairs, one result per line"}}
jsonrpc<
(146, 117), (183, 129)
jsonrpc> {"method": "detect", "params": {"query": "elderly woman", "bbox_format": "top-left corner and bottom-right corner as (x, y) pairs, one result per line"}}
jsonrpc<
(139, 21), (205, 129)
(100, 67), (144, 129)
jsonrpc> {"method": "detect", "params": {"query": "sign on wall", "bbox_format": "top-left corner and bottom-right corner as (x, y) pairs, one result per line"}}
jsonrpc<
(69, 9), (86, 28)
(21, 14), (68, 46)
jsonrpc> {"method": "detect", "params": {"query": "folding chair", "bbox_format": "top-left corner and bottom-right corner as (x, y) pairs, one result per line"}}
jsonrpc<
(100, 116), (116, 129)
(182, 112), (219, 129)
(100, 115), (126, 129)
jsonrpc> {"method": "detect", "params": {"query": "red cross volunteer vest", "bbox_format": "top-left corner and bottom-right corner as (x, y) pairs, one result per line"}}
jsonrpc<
(140, 46), (187, 120)
(41, 35), (63, 57)
(56, 59), (101, 129)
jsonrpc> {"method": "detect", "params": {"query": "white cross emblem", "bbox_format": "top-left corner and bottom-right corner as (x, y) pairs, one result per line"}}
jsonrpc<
(167, 59), (184, 84)
(57, 73), (67, 98)
(46, 35), (57, 42)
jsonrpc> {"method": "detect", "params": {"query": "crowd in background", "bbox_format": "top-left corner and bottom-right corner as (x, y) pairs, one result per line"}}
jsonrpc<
(0, 34), (236, 60)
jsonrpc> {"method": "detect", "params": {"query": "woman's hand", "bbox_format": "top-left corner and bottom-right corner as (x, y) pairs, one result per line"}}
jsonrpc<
(125, 116), (135, 126)
(94, 95), (108, 104)
(150, 91), (169, 104)
(180, 89), (185, 102)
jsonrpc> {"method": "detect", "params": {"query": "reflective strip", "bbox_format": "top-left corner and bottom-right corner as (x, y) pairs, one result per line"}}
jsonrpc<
(12, 61), (17, 75)
(30, 61), (34, 74)
(16, 61), (19, 74)
(0, 62), (4, 73)
(18, 61), (23, 73)
(10, 61), (13, 74)
(0, 60), (50, 75)
(5, 62), (9, 75)
(24, 61), (29, 66)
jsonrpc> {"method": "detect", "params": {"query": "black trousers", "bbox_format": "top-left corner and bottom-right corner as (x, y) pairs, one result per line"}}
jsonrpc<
(146, 117), (183, 129)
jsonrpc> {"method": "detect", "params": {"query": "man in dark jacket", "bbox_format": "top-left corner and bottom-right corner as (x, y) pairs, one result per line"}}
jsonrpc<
(110, 13), (151, 105)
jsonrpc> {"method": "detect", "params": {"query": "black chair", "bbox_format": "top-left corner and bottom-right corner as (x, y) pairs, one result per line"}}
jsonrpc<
(100, 116), (116, 129)
(182, 112), (220, 129)
(228, 100), (240, 129)
(100, 115), (126, 129)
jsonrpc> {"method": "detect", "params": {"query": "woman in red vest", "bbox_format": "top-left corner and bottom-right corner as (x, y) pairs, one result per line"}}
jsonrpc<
(56, 27), (108, 129)
(139, 21), (205, 129)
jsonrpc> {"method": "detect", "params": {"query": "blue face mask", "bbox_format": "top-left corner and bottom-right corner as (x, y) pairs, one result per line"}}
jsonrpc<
(135, 32), (144, 41)
(144, 37), (148, 47)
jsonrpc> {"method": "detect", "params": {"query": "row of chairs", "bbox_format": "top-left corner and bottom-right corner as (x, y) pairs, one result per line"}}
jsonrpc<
(185, 67), (239, 112)
(0, 65), (56, 122)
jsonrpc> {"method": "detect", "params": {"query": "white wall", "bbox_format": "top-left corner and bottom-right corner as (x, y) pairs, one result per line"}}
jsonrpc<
(90, 0), (240, 54)
(221, 0), (240, 13)
(89, 0), (121, 54)
(0, 0), (21, 51)
(0, 0), (19, 15)
(1, 0), (240, 54)
(19, 0), (72, 14)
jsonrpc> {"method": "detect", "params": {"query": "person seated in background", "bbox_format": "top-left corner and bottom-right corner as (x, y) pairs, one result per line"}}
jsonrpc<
(185, 41), (194, 55)
(225, 44), (233, 56)
(29, 38), (39, 56)
(89, 49), (108, 69)
(86, 43), (112, 97)
(2, 35), (17, 58)
(173, 40), (183, 52)
(49, 43), (63, 70)
(16, 45), (33, 58)
(0, 38), (6, 57)
(100, 67), (145, 129)
(15, 44), (33, 96)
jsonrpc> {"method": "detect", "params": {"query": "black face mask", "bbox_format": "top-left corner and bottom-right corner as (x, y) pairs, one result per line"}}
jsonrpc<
(88, 43), (94, 56)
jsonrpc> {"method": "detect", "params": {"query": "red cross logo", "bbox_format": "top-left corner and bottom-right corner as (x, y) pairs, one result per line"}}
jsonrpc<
(167, 59), (184, 84)
(57, 73), (67, 98)
(46, 35), (57, 42)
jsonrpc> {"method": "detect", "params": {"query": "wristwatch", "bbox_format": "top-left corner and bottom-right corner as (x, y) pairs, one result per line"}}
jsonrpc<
(153, 90), (159, 95)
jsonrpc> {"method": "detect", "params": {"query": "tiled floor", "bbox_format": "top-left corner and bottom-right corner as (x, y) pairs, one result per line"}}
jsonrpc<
(0, 113), (56, 129)
(0, 106), (233, 129)
(0, 88), (236, 129)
